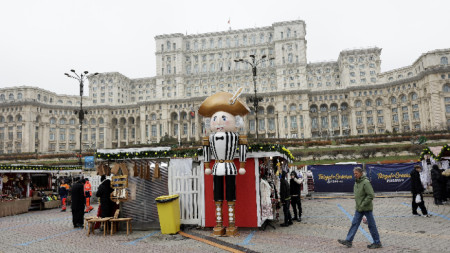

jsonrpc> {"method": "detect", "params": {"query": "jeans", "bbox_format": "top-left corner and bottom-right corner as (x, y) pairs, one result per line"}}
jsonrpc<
(345, 210), (381, 244)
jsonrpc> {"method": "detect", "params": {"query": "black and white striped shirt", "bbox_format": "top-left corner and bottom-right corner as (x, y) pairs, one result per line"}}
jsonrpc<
(203, 132), (247, 176)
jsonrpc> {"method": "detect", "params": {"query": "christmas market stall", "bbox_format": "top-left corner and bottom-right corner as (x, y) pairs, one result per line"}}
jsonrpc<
(419, 144), (450, 190)
(0, 165), (81, 217)
(200, 144), (294, 230)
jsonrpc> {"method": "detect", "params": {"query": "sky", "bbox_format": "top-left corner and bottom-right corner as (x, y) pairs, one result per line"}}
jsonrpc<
(1, 0), (449, 96)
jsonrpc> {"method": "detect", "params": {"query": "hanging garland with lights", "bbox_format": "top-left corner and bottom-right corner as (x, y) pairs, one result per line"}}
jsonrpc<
(95, 144), (295, 162)
(0, 165), (82, 171)
(419, 144), (450, 161)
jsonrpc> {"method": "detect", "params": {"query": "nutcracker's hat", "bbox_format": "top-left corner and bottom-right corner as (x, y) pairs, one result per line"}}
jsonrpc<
(198, 88), (250, 117)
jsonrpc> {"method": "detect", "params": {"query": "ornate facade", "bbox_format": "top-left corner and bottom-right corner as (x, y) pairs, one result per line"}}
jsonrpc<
(1, 20), (450, 154)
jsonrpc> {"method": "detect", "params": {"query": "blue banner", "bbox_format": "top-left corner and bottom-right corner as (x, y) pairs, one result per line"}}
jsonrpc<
(308, 164), (360, 192)
(366, 163), (416, 192)
(84, 156), (95, 169)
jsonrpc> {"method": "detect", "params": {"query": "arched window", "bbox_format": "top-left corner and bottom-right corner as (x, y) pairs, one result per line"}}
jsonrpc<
(320, 104), (328, 112)
(8, 93), (14, 100)
(17, 93), (22, 100)
(0, 116), (4, 122)
(391, 97), (397, 104)
(340, 103), (348, 111)
(16, 115), (22, 122)
(0, 94), (4, 101)
(257, 107), (264, 115)
(411, 92), (418, 100)
(166, 41), (171, 50)
(290, 104), (296, 111)
(151, 114), (156, 121)
(69, 118), (76, 125)
(441, 56), (448, 65)
(330, 104), (338, 111)
(90, 118), (96, 125)
(355, 100), (362, 108)
(99, 118), (104, 124)
(365, 99), (372, 107)
(59, 118), (66, 125)
(210, 63), (215, 73)
(310, 105), (318, 113)
(267, 106), (275, 114)
(287, 28), (291, 38)
(50, 117), (56, 124)
(7, 115), (13, 122)
(376, 98), (383, 106)
(444, 84), (450, 92)
(401, 94), (407, 103)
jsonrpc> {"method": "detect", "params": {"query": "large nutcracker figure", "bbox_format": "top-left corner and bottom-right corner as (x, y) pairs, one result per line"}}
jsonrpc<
(198, 88), (250, 236)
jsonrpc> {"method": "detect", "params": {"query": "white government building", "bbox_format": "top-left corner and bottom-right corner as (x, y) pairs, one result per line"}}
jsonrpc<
(1, 20), (450, 154)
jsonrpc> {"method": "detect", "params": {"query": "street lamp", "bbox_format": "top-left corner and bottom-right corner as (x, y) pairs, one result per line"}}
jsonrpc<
(234, 55), (274, 140)
(64, 70), (98, 166)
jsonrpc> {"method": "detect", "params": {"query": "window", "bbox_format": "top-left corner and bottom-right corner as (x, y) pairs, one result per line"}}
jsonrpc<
(268, 118), (275, 131)
(365, 100), (372, 107)
(441, 56), (448, 65)
(377, 116), (384, 124)
(390, 97), (397, 104)
(290, 116), (297, 129)
(355, 100), (362, 108)
(402, 113), (409, 121)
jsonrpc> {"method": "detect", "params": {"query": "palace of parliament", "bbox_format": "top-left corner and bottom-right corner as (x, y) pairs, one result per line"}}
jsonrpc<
(1, 20), (450, 154)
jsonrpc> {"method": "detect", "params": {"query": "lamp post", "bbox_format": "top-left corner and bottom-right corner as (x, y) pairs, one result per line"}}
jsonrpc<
(234, 55), (274, 140)
(64, 70), (98, 166)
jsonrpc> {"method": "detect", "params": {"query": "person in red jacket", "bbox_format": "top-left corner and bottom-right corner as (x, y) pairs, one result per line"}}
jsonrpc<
(84, 178), (94, 213)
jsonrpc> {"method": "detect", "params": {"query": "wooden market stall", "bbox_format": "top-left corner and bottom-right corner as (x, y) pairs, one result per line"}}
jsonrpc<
(0, 165), (82, 217)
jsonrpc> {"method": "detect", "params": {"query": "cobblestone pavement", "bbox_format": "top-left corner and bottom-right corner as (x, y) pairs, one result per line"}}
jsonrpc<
(1, 196), (449, 253)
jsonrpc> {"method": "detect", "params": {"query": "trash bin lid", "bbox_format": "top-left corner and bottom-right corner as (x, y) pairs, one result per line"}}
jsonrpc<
(155, 194), (179, 203)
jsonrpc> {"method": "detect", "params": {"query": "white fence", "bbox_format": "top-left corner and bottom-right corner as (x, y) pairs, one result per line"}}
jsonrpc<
(168, 160), (204, 225)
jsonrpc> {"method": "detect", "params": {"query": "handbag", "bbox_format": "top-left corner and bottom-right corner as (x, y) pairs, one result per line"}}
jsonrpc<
(415, 194), (422, 204)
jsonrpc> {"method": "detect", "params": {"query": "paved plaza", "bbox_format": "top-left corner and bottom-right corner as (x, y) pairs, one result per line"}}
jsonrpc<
(0, 195), (449, 253)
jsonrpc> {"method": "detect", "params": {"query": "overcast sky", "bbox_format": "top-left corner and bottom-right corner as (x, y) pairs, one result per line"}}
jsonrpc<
(1, 0), (449, 96)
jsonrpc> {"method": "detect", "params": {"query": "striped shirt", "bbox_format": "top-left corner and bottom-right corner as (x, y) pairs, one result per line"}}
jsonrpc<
(203, 132), (247, 176)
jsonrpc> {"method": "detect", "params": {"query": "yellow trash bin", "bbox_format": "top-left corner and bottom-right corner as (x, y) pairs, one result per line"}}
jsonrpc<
(155, 194), (180, 234)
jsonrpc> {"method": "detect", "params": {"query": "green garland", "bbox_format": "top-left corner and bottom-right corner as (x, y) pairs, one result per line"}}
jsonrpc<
(95, 148), (201, 160)
(419, 144), (450, 161)
(95, 144), (295, 162)
(0, 165), (82, 171)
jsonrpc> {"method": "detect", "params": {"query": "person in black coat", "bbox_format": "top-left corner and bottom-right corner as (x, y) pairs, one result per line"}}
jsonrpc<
(71, 178), (86, 228)
(290, 171), (303, 222)
(96, 176), (114, 218)
(431, 164), (445, 205)
(279, 170), (293, 227)
(410, 165), (429, 216)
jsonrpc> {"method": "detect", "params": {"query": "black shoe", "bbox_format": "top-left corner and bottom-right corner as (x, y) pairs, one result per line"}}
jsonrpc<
(424, 214), (431, 217)
(288, 220), (293, 225)
(61, 209), (66, 212)
(412, 213), (421, 216)
(280, 223), (289, 227)
(297, 217), (302, 222)
(367, 243), (382, 249)
(338, 239), (352, 248)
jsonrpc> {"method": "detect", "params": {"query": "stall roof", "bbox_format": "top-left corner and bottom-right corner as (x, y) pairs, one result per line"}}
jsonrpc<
(0, 164), (82, 173)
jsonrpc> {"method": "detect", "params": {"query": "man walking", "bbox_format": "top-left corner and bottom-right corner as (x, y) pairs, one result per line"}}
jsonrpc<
(411, 165), (430, 216)
(338, 167), (382, 249)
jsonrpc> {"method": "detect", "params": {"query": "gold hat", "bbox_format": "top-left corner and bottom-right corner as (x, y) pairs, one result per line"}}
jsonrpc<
(198, 88), (250, 117)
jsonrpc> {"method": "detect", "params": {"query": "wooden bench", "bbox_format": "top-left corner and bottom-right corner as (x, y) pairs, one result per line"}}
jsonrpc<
(87, 217), (110, 236)
(109, 209), (133, 235)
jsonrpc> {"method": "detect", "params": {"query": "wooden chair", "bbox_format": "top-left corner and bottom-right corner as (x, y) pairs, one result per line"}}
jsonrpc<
(109, 209), (133, 235)
(87, 217), (110, 236)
